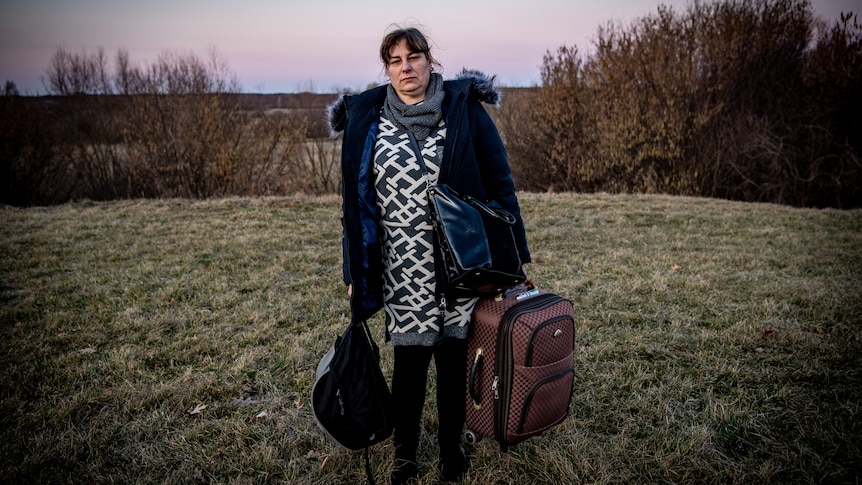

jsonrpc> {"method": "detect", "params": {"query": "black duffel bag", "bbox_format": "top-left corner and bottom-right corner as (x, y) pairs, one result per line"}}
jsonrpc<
(312, 320), (393, 483)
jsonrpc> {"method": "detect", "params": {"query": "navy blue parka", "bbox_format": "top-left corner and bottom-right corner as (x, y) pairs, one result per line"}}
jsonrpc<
(327, 70), (531, 323)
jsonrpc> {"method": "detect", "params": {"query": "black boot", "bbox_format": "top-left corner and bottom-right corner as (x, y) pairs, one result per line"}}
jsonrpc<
(438, 446), (466, 483)
(390, 458), (418, 485)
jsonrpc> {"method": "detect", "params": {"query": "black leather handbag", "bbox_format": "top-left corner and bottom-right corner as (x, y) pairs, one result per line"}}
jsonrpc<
(427, 183), (526, 295)
(405, 132), (526, 296)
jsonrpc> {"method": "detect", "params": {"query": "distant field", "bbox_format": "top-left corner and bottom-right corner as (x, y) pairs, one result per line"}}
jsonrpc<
(1, 193), (860, 484)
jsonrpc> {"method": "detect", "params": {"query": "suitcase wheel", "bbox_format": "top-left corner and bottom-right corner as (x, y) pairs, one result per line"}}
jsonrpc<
(464, 429), (481, 444)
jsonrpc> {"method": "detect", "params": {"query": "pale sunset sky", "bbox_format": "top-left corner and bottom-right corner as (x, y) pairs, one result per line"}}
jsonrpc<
(1, 0), (857, 94)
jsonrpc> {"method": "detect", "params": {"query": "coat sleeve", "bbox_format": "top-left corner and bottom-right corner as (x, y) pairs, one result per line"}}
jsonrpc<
(469, 99), (532, 264)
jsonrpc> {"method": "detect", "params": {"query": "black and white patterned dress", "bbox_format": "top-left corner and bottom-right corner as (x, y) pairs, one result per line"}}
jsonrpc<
(374, 116), (478, 346)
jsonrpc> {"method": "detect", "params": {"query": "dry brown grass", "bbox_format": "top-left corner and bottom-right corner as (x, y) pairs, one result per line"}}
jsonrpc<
(1, 193), (860, 484)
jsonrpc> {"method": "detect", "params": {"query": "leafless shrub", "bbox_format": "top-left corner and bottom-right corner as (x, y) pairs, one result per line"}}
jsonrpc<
(496, 69), (593, 194)
(24, 48), (125, 202)
(0, 95), (59, 205)
(504, 0), (861, 207)
(44, 47), (114, 96)
(295, 137), (341, 195)
(493, 87), (549, 190)
(2, 46), (319, 204)
(5, 1), (859, 207)
(119, 50), (245, 198)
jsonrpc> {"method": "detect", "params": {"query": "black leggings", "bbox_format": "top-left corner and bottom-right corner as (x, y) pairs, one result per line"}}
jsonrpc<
(390, 337), (467, 461)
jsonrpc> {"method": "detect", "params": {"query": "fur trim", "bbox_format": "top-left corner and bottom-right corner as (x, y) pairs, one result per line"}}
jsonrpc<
(326, 69), (500, 134)
(455, 69), (501, 106)
(326, 94), (347, 136)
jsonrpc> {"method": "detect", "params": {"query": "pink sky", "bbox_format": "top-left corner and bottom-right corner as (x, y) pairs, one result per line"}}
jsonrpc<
(1, 0), (857, 94)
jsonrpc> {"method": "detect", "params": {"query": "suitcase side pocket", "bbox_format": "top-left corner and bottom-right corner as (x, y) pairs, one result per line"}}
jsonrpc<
(509, 353), (575, 440)
(525, 314), (575, 367)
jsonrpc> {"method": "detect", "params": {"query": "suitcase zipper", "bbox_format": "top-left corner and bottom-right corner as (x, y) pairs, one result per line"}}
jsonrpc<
(493, 317), (514, 448)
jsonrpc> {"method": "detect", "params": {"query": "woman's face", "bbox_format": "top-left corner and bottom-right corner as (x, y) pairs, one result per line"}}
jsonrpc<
(386, 39), (431, 105)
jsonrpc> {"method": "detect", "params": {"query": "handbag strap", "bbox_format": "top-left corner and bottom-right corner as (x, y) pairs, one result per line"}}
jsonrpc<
(456, 192), (517, 225)
(404, 131), (448, 343)
(405, 131), (434, 189)
(364, 446), (376, 485)
(407, 132), (514, 225)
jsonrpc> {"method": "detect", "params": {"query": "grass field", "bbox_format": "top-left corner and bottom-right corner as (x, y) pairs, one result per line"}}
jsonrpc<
(1, 193), (860, 484)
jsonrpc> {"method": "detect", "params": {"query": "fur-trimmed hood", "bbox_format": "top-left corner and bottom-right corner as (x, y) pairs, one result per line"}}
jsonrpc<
(326, 69), (500, 135)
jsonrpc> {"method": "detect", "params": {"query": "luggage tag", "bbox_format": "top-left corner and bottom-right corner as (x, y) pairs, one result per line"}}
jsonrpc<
(494, 282), (538, 301)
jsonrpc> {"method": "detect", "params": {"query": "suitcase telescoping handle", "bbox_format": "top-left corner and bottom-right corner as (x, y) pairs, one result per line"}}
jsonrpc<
(469, 348), (484, 410)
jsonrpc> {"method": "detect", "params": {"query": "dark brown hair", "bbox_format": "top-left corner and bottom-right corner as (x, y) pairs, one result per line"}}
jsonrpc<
(379, 26), (439, 68)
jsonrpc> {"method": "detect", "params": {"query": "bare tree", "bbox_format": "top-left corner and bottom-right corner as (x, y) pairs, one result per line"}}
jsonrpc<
(43, 47), (113, 96)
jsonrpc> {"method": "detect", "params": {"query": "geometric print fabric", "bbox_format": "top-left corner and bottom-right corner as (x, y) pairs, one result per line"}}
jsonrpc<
(374, 116), (476, 346)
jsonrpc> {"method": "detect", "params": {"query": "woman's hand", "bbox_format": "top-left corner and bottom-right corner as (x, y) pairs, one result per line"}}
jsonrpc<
(347, 284), (353, 297)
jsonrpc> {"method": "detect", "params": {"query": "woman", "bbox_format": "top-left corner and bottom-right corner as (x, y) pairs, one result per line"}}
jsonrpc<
(328, 26), (530, 484)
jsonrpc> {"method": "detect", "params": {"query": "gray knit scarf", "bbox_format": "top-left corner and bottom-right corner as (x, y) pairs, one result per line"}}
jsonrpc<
(383, 72), (444, 140)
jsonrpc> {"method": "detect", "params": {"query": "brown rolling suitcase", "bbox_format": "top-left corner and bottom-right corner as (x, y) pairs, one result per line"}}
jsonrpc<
(464, 285), (576, 451)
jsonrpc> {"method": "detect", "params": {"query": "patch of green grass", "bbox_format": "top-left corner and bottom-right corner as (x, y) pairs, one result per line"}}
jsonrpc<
(1, 193), (860, 484)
